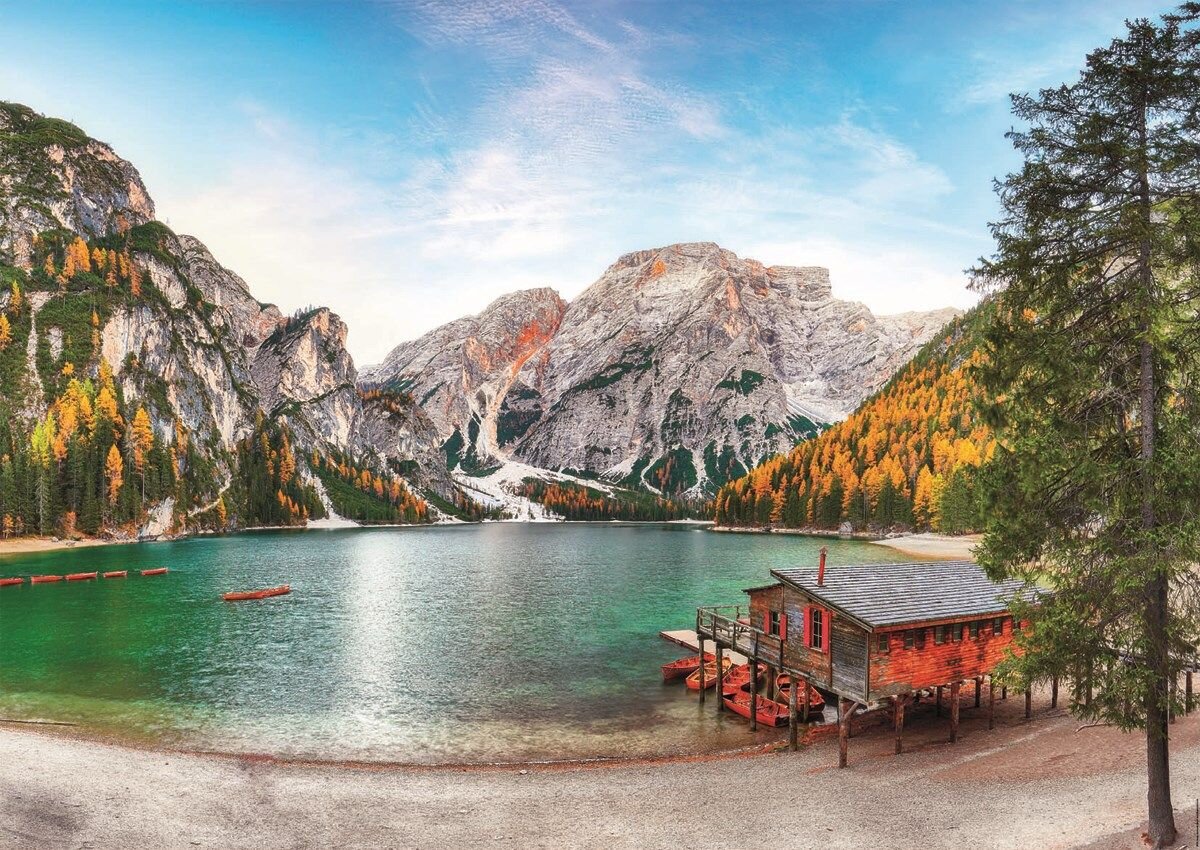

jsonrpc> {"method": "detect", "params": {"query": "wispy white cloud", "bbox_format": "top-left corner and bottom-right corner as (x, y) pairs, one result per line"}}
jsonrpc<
(160, 1), (982, 365)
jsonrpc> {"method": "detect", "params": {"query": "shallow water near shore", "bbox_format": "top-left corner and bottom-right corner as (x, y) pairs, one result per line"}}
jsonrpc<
(0, 524), (906, 763)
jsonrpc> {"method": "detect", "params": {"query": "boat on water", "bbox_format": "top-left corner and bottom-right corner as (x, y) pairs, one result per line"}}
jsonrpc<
(684, 657), (733, 690)
(720, 662), (768, 695)
(30, 575), (63, 584)
(722, 689), (790, 727)
(102, 570), (127, 579)
(776, 673), (826, 710)
(66, 571), (98, 581)
(222, 584), (291, 602)
(140, 567), (168, 576)
(661, 652), (715, 681)
(0, 577), (23, 586)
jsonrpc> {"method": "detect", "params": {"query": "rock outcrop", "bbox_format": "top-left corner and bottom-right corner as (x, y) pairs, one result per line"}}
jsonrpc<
(0, 103), (154, 267)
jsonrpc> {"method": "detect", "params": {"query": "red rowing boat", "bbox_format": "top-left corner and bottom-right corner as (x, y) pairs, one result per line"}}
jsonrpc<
(720, 662), (767, 695)
(30, 575), (63, 584)
(722, 690), (790, 727)
(222, 584), (290, 602)
(0, 577), (23, 587)
(66, 571), (97, 581)
(140, 567), (168, 576)
(684, 657), (733, 690)
(776, 673), (825, 710)
(103, 570), (127, 579)
(661, 653), (715, 681)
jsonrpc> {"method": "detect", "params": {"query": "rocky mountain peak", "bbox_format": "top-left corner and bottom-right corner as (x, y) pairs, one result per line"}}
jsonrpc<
(367, 242), (961, 496)
(0, 102), (155, 267)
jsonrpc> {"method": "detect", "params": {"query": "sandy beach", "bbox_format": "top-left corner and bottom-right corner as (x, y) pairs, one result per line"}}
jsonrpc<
(872, 532), (982, 560)
(0, 536), (132, 559)
(3, 688), (1197, 850)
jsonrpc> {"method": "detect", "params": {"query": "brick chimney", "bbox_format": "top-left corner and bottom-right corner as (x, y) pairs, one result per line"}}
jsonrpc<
(818, 546), (827, 587)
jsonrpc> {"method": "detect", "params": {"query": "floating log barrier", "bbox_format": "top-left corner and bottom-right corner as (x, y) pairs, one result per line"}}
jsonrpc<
(30, 575), (63, 584)
(65, 572), (97, 581)
(102, 570), (127, 579)
(0, 577), (23, 587)
(140, 567), (168, 576)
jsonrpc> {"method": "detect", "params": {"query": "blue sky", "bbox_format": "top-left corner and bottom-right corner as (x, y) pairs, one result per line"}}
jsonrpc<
(0, 0), (1171, 363)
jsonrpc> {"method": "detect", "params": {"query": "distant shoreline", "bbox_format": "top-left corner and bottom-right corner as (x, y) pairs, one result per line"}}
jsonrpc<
(709, 526), (980, 560)
(0, 519), (717, 559)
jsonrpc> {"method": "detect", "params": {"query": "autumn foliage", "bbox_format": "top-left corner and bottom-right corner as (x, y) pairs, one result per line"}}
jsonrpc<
(312, 447), (429, 524)
(714, 312), (992, 533)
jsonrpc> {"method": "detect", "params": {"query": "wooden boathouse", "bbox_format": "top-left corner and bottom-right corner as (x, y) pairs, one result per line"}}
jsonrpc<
(695, 549), (1038, 766)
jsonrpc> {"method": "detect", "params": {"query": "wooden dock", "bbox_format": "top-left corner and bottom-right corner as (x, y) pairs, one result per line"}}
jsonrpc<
(659, 629), (748, 665)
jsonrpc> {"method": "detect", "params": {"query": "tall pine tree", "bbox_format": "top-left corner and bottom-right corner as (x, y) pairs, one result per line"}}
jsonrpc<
(973, 8), (1200, 845)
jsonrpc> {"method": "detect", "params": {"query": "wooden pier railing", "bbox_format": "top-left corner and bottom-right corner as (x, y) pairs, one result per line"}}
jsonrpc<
(696, 604), (786, 671)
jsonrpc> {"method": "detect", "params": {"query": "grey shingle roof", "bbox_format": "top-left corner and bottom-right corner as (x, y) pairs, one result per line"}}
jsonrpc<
(770, 560), (1036, 629)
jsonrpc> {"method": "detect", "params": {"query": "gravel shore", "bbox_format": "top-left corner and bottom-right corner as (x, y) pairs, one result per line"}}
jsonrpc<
(3, 689), (1196, 849)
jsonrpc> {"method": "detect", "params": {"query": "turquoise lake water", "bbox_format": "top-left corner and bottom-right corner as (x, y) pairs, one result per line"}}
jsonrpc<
(0, 524), (908, 763)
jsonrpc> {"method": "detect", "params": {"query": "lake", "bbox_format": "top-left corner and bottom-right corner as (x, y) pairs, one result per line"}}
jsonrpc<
(0, 524), (908, 764)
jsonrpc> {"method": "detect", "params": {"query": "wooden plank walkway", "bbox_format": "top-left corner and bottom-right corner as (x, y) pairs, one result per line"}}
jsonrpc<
(659, 629), (748, 665)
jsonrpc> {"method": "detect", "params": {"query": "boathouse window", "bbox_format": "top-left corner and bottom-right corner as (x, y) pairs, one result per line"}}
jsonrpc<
(905, 628), (925, 650)
(877, 632), (889, 653)
(969, 621), (980, 639)
(1013, 618), (1023, 632)
(809, 608), (824, 650)
(952, 623), (962, 642)
(993, 617), (1005, 635)
(935, 624), (948, 645)
(768, 610), (781, 636)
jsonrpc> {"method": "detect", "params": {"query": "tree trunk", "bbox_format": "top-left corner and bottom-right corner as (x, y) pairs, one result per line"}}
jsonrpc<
(1137, 98), (1175, 847)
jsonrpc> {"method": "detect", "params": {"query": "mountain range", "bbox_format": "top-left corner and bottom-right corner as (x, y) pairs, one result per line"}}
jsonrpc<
(364, 243), (957, 497)
(0, 101), (959, 534)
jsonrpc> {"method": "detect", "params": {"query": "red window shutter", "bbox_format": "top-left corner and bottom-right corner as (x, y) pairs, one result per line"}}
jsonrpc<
(780, 614), (788, 641)
(764, 611), (771, 634)
(822, 609), (831, 654)
(805, 605), (812, 644)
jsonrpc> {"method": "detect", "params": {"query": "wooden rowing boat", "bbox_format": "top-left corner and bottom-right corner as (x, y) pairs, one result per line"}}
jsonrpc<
(30, 575), (63, 584)
(722, 689), (790, 727)
(720, 662), (767, 695)
(222, 584), (290, 602)
(661, 652), (715, 681)
(102, 570), (127, 579)
(684, 657), (733, 690)
(140, 567), (168, 576)
(0, 577), (23, 587)
(775, 673), (825, 710)
(66, 571), (97, 581)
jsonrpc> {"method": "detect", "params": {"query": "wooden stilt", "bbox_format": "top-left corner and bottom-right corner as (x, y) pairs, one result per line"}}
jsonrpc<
(935, 685), (943, 717)
(838, 697), (850, 768)
(988, 677), (995, 730)
(949, 682), (960, 743)
(788, 676), (799, 751)
(1001, 686), (1007, 700)
(766, 665), (776, 701)
(974, 677), (981, 708)
(802, 681), (810, 723)
(894, 695), (906, 755)
(749, 658), (758, 731)
(1051, 676), (1059, 709)
(715, 645), (724, 712)
(697, 640), (706, 704)
(1024, 688), (1031, 720)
